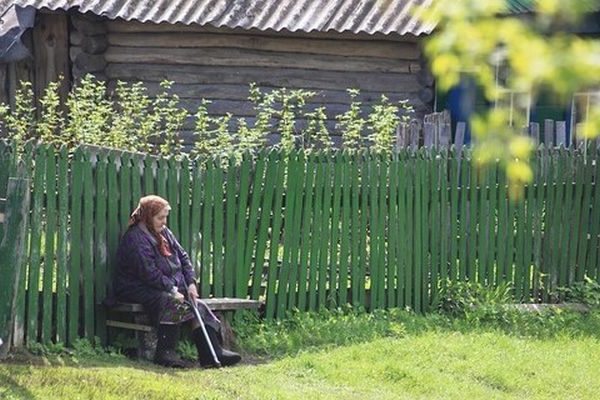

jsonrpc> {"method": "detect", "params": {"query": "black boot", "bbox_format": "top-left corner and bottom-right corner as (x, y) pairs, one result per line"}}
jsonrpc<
(154, 324), (188, 368)
(191, 325), (241, 368)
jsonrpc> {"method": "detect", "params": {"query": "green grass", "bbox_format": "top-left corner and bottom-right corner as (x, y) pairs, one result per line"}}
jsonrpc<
(2, 308), (600, 399)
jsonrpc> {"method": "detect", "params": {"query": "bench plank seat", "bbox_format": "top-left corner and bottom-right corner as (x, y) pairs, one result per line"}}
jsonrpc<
(108, 297), (261, 313)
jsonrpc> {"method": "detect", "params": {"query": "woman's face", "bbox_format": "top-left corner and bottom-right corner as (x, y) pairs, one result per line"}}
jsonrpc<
(152, 207), (169, 232)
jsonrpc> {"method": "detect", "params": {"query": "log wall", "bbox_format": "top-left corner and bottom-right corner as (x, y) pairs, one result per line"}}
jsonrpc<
(2, 12), (434, 146)
(102, 19), (433, 144)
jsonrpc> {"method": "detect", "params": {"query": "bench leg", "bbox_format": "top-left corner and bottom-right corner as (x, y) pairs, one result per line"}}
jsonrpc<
(214, 311), (236, 350)
(133, 313), (157, 361)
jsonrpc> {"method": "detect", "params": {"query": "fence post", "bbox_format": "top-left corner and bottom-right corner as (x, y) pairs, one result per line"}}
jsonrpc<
(0, 166), (30, 359)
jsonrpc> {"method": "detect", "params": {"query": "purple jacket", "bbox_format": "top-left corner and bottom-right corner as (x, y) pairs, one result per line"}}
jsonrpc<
(113, 224), (196, 299)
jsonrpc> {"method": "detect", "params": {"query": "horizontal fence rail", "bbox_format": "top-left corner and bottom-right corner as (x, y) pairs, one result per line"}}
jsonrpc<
(0, 139), (599, 347)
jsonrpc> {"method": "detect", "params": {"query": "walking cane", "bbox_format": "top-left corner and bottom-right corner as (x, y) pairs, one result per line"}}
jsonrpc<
(187, 299), (221, 368)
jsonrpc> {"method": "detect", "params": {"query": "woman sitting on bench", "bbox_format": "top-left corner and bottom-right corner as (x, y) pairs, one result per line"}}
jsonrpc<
(113, 194), (241, 368)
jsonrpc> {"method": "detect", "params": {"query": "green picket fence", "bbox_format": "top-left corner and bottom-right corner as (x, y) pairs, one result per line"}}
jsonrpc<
(0, 139), (599, 347)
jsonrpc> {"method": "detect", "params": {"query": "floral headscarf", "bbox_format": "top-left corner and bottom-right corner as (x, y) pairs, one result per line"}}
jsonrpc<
(129, 195), (173, 257)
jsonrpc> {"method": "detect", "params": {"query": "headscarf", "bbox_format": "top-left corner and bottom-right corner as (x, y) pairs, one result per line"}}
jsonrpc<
(129, 195), (173, 257)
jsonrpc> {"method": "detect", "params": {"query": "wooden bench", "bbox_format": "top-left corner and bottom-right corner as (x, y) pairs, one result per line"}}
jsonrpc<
(105, 297), (262, 360)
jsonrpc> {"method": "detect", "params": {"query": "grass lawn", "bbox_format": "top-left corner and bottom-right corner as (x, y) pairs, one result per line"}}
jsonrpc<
(1, 328), (599, 399)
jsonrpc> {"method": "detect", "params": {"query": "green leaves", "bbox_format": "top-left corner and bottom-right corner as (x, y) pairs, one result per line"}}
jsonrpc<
(0, 78), (416, 158)
(423, 0), (600, 191)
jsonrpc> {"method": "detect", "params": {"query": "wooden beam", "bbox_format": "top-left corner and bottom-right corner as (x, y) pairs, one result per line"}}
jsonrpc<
(71, 14), (107, 36)
(107, 80), (422, 104)
(104, 46), (412, 73)
(82, 35), (109, 55)
(202, 297), (261, 311)
(32, 13), (70, 108)
(106, 320), (152, 332)
(107, 32), (419, 60)
(105, 64), (421, 93)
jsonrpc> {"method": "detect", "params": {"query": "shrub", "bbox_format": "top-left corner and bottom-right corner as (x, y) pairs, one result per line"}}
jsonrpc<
(437, 280), (512, 317)
(556, 276), (600, 307)
(0, 77), (416, 159)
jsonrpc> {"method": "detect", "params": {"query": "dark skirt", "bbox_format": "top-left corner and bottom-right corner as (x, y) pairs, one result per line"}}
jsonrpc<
(115, 285), (220, 330)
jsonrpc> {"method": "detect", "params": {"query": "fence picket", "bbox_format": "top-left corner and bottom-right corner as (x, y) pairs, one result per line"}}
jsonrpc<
(67, 149), (83, 344)
(265, 153), (285, 319)
(573, 152), (590, 282)
(213, 162), (225, 297)
(589, 150), (600, 280)
(308, 153), (325, 310)
(82, 150), (95, 339)
(358, 154), (369, 307)
(179, 157), (192, 256)
(496, 162), (509, 286)
(277, 152), (300, 318)
(531, 150), (545, 300)
(348, 156), (361, 306)
(41, 145), (56, 343)
(429, 152), (441, 307)
(131, 155), (142, 210)
(143, 155), (155, 196)
(286, 151), (306, 311)
(200, 161), (214, 297)
(246, 153), (268, 298)
(298, 157), (316, 310)
(514, 177), (527, 301)
(377, 156), (389, 309)
(396, 156), (408, 307)
(468, 158), (478, 283)
(106, 152), (120, 299)
(486, 161), (498, 286)
(94, 151), (108, 344)
(250, 152), (275, 300)
(328, 153), (343, 307)
(12, 143), (34, 347)
(477, 161), (489, 284)
(419, 155), (430, 310)
(318, 156), (334, 309)
(156, 158), (168, 200)
(225, 158), (238, 298)
(234, 154), (251, 298)
(24, 147), (44, 344)
(564, 155), (581, 285)
(403, 159), (414, 309)
(387, 154), (399, 308)
(119, 154), (133, 234)
(190, 160), (202, 279)
(458, 155), (469, 280)
(168, 158), (180, 239)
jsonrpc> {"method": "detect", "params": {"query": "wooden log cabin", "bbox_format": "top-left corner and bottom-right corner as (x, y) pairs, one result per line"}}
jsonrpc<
(0, 0), (435, 146)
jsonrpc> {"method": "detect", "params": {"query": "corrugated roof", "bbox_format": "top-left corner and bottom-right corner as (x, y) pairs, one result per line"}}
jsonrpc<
(506, 0), (536, 13)
(0, 0), (435, 35)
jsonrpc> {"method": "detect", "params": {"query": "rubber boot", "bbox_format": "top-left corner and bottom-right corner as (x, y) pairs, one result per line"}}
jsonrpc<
(154, 324), (188, 368)
(192, 326), (241, 368)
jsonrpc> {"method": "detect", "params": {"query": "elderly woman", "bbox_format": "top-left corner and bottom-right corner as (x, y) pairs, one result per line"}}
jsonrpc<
(113, 195), (241, 368)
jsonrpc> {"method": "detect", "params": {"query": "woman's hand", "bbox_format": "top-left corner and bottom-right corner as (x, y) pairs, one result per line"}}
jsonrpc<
(173, 291), (185, 303)
(170, 286), (185, 302)
(187, 283), (199, 303)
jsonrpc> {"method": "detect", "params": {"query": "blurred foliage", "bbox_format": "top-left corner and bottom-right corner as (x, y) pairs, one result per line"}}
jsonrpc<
(419, 0), (600, 196)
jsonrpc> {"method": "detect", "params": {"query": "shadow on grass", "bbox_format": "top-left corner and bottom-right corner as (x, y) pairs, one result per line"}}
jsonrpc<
(0, 371), (36, 399)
